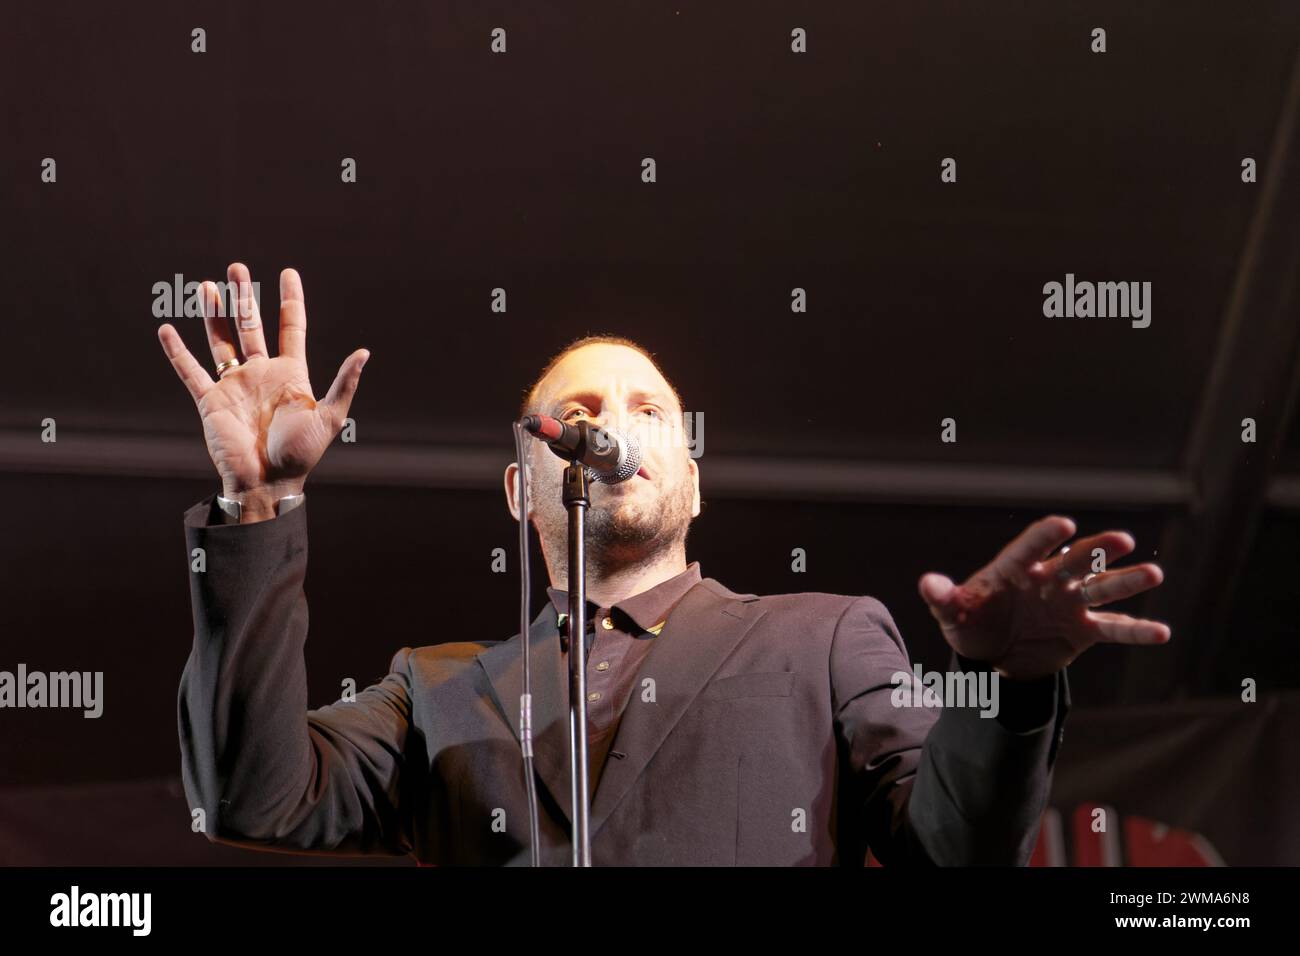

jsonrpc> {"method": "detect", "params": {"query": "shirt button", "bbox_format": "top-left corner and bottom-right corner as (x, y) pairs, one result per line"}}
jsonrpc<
(588, 692), (602, 702)
(601, 617), (614, 630)
(595, 661), (610, 671)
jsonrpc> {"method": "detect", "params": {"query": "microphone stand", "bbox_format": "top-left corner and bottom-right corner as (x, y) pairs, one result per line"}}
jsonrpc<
(562, 460), (594, 866)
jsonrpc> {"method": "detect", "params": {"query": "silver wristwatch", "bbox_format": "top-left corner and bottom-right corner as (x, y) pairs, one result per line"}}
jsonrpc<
(215, 491), (306, 522)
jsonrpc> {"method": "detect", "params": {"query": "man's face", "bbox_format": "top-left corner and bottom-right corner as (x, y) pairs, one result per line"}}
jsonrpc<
(506, 343), (700, 575)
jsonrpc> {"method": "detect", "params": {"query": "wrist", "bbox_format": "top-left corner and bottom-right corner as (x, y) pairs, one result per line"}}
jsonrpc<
(218, 479), (306, 525)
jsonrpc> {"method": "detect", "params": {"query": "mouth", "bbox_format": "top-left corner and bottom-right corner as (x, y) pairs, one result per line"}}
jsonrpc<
(636, 466), (650, 480)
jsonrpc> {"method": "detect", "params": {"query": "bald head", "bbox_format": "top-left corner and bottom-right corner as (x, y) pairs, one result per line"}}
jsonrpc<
(528, 343), (684, 433)
(520, 335), (683, 423)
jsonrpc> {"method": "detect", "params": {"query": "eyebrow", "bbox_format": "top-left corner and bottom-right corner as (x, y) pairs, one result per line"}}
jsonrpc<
(547, 389), (672, 414)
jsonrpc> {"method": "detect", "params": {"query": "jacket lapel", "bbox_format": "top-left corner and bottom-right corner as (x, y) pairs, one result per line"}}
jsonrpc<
(477, 605), (574, 829)
(477, 578), (765, 838)
(589, 579), (765, 834)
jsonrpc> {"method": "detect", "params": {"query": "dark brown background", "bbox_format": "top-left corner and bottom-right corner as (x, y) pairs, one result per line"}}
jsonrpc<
(1, 2), (1297, 864)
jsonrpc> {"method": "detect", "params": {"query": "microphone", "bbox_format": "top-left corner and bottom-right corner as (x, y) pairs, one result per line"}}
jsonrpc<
(519, 415), (643, 484)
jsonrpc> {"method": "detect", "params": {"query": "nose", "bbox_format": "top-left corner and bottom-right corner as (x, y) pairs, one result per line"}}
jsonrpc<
(589, 407), (633, 436)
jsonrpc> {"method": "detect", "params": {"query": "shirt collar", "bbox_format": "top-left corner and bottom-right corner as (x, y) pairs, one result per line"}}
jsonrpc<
(548, 561), (703, 637)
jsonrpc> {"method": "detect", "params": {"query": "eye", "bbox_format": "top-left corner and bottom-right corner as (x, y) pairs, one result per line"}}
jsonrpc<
(637, 406), (662, 420)
(561, 407), (589, 422)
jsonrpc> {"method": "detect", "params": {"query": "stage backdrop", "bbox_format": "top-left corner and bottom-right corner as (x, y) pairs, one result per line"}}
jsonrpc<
(1030, 690), (1298, 867)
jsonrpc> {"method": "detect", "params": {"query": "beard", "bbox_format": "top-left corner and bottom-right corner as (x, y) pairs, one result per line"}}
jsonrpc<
(530, 466), (696, 578)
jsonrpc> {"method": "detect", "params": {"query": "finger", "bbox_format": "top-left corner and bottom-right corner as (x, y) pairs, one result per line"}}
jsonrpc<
(279, 268), (307, 361)
(918, 572), (961, 626)
(318, 348), (371, 430)
(228, 262), (269, 360)
(1087, 611), (1172, 645)
(201, 281), (239, 368)
(1049, 531), (1137, 581)
(157, 323), (215, 403)
(994, 515), (1076, 577)
(1079, 563), (1163, 606)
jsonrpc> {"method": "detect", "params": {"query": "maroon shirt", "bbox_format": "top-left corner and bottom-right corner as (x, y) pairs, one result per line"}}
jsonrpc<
(548, 562), (703, 796)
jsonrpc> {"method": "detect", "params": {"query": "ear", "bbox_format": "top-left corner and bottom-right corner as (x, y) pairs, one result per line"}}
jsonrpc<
(504, 462), (523, 521)
(688, 456), (701, 518)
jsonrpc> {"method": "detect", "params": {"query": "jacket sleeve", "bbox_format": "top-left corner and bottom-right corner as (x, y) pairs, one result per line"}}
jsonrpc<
(177, 494), (416, 856)
(830, 595), (1069, 866)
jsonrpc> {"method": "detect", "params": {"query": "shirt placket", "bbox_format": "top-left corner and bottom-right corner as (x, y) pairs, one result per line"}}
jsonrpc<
(586, 608), (631, 739)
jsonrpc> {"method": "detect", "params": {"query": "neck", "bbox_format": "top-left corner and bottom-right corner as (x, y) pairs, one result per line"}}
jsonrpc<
(547, 543), (689, 607)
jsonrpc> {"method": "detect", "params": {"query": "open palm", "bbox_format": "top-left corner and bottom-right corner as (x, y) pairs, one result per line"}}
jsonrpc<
(157, 262), (368, 500)
(918, 516), (1171, 680)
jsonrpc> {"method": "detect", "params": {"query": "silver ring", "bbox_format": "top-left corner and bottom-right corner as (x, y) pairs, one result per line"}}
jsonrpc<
(1054, 545), (1074, 581)
(1079, 572), (1097, 605)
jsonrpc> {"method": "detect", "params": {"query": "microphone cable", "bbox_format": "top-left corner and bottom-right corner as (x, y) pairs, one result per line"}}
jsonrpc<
(512, 421), (543, 866)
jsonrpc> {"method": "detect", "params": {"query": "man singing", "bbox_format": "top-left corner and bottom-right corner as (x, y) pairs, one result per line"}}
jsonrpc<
(157, 262), (1171, 865)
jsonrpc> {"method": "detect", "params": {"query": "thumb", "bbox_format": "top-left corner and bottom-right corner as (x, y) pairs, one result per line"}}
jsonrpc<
(320, 348), (370, 429)
(918, 572), (961, 626)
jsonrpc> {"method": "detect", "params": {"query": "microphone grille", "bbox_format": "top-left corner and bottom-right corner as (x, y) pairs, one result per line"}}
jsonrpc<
(590, 430), (642, 484)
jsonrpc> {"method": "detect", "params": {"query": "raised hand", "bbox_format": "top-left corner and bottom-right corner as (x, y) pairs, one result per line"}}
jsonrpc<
(157, 262), (369, 522)
(918, 516), (1171, 680)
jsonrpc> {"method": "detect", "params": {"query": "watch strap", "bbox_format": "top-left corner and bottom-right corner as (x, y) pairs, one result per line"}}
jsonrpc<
(216, 491), (306, 522)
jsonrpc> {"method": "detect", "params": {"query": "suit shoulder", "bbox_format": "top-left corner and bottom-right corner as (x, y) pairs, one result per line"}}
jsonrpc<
(746, 590), (893, 620)
(391, 641), (495, 682)
(702, 580), (895, 629)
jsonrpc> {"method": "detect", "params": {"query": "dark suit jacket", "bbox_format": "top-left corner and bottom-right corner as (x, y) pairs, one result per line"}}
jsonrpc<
(177, 495), (1069, 866)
